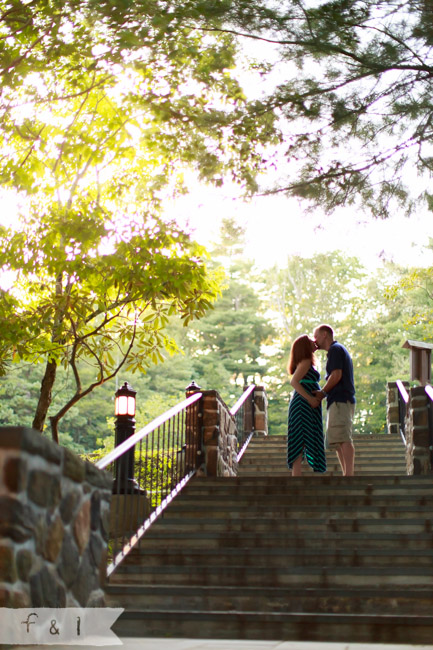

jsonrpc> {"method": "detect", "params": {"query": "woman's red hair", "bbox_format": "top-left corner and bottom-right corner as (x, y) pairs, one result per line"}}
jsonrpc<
(288, 334), (315, 374)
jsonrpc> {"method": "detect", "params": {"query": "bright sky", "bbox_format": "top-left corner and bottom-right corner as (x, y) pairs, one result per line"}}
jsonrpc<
(165, 182), (433, 271)
(2, 180), (432, 274)
(163, 27), (433, 273)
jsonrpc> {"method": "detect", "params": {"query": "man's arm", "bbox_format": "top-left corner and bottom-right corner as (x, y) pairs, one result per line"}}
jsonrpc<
(314, 369), (342, 400)
(322, 369), (342, 394)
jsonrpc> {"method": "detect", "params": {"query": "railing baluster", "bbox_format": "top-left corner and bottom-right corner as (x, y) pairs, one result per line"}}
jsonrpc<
(162, 420), (167, 503)
(425, 384), (433, 470)
(396, 379), (409, 446)
(230, 385), (255, 461)
(96, 392), (203, 575)
(96, 386), (258, 575)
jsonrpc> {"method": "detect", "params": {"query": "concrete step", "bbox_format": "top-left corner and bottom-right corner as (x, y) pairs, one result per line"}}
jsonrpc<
(181, 479), (433, 496)
(106, 583), (433, 615)
(246, 441), (404, 448)
(248, 434), (405, 449)
(241, 456), (405, 463)
(161, 503), (433, 518)
(183, 475), (432, 488)
(108, 563), (433, 588)
(120, 546), (433, 569)
(242, 456), (406, 464)
(107, 433), (432, 645)
(174, 494), (433, 507)
(136, 530), (433, 551)
(111, 609), (433, 644)
(235, 467), (403, 478)
(153, 516), (432, 534)
(238, 464), (406, 472)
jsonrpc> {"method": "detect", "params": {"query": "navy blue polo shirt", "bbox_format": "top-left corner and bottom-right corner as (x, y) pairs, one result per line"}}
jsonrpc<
(326, 340), (356, 407)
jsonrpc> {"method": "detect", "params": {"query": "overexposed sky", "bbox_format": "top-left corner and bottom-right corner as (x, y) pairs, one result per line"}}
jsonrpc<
(165, 182), (433, 271)
(1, 182), (432, 273)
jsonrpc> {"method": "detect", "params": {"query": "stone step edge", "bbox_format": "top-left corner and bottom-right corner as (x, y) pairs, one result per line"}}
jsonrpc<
(123, 547), (433, 558)
(155, 513), (431, 532)
(107, 583), (433, 597)
(116, 609), (433, 626)
(113, 565), (433, 576)
(136, 531), (433, 540)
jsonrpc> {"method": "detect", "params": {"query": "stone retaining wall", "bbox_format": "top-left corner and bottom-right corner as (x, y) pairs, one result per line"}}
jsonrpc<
(198, 386), (268, 477)
(200, 390), (238, 477)
(0, 426), (112, 608)
(253, 386), (268, 436)
(386, 381), (408, 436)
(386, 381), (432, 475)
(404, 387), (432, 475)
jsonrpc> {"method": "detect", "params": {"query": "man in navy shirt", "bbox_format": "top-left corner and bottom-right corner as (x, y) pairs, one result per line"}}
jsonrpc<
(313, 324), (356, 476)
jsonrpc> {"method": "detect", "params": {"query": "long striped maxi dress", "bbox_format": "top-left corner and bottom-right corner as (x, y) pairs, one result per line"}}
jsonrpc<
(287, 365), (327, 473)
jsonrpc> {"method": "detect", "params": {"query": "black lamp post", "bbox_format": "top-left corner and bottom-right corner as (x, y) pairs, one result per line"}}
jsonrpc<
(185, 380), (201, 396)
(113, 381), (139, 494)
(184, 380), (202, 472)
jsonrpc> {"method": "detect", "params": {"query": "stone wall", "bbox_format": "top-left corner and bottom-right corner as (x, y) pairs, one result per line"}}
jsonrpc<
(0, 426), (112, 608)
(253, 386), (268, 436)
(200, 390), (238, 477)
(405, 387), (432, 475)
(197, 386), (268, 477)
(386, 381), (408, 435)
(387, 381), (432, 475)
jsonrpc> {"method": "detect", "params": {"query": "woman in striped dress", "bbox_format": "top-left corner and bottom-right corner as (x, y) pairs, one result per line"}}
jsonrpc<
(287, 334), (327, 476)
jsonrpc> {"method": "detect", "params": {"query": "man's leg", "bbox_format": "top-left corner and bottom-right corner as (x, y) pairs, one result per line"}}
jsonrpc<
(340, 441), (355, 476)
(336, 444), (346, 475)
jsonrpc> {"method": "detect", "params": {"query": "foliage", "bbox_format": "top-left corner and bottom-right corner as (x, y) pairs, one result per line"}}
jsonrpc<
(2, 238), (430, 450)
(0, 0), (284, 443)
(0, 211), (224, 441)
(259, 252), (427, 436)
(0, 0), (279, 201)
(261, 252), (365, 433)
(193, 0), (433, 216)
(188, 218), (275, 386)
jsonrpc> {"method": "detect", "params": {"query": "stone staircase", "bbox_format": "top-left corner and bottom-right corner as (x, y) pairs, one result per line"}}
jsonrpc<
(238, 433), (407, 476)
(107, 434), (433, 644)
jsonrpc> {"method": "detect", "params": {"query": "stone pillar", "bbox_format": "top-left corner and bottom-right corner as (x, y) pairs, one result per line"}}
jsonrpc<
(253, 386), (268, 437)
(405, 387), (432, 475)
(386, 381), (409, 435)
(200, 390), (238, 477)
(0, 427), (112, 608)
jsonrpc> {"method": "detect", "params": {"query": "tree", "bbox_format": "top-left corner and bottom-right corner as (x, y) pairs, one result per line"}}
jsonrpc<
(188, 218), (275, 385)
(261, 251), (365, 433)
(0, 212), (223, 442)
(193, 0), (433, 217)
(0, 1), (282, 443)
(0, 0), (278, 198)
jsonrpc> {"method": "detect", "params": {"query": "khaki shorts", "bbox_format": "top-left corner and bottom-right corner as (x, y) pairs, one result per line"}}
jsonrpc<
(327, 401), (355, 449)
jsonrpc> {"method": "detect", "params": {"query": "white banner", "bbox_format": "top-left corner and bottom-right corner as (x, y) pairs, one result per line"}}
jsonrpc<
(0, 608), (124, 645)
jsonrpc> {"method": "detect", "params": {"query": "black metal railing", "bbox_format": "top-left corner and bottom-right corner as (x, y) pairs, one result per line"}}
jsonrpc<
(230, 384), (255, 462)
(96, 391), (202, 577)
(396, 379), (409, 445)
(425, 384), (433, 469)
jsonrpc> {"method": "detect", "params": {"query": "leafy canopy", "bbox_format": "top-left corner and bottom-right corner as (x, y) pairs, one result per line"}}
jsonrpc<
(193, 0), (433, 216)
(0, 0), (281, 441)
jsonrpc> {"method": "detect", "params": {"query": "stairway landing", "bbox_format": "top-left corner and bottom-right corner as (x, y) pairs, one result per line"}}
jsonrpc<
(238, 433), (407, 476)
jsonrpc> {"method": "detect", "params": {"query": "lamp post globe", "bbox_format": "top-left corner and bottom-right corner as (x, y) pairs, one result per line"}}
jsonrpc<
(114, 381), (139, 494)
(115, 381), (136, 417)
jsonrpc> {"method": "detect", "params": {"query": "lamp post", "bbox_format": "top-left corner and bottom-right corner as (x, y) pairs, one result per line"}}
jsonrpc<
(185, 380), (202, 472)
(113, 381), (139, 494)
(185, 380), (201, 396)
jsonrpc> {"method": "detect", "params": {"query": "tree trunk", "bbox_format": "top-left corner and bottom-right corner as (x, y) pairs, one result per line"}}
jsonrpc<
(50, 414), (60, 445)
(32, 359), (58, 442)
